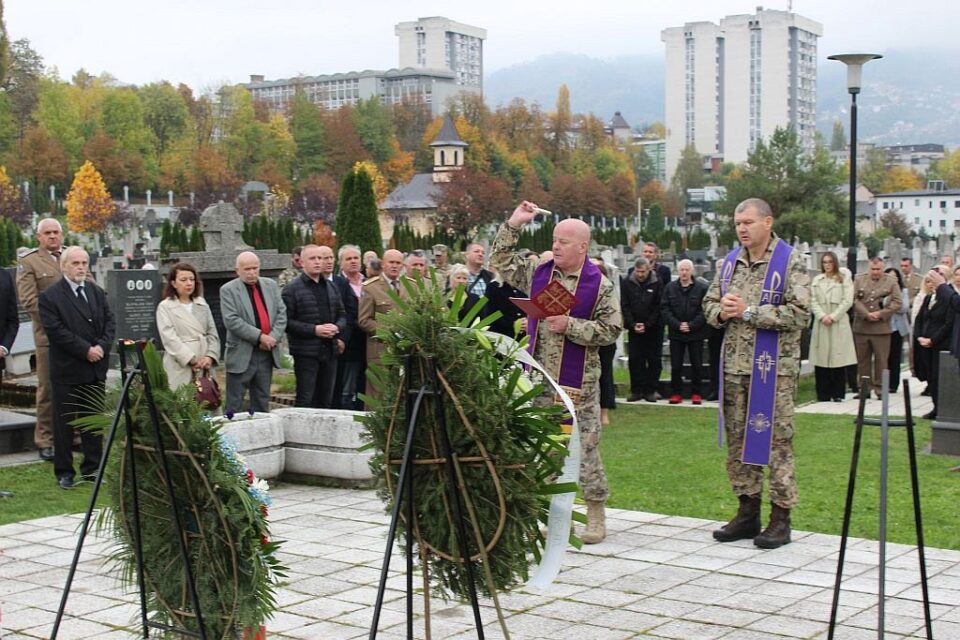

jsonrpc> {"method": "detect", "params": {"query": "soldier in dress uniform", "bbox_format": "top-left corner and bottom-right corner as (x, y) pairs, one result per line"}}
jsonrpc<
(16, 218), (65, 461)
(852, 257), (902, 399)
(358, 249), (410, 402)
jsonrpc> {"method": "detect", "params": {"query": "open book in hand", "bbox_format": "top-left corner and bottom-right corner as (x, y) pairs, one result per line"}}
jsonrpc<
(509, 279), (578, 319)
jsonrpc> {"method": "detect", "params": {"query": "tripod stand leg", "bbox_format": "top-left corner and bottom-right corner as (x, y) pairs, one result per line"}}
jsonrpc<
(828, 377), (869, 640)
(51, 370), (137, 639)
(902, 380), (934, 639)
(878, 370), (890, 638)
(139, 356), (208, 639)
(369, 386), (428, 640)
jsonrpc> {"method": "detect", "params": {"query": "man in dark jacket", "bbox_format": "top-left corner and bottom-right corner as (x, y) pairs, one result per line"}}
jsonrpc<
(38, 247), (115, 489)
(661, 259), (709, 404)
(0, 267), (18, 370)
(621, 257), (664, 402)
(282, 244), (348, 408)
(332, 244), (365, 410)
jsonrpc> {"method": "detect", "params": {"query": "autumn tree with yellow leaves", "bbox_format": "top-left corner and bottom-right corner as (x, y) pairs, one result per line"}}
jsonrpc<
(66, 160), (116, 233)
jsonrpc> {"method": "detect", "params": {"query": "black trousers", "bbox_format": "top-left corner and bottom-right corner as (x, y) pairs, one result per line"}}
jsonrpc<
(293, 355), (338, 409)
(707, 333), (723, 395)
(670, 339), (704, 396)
(888, 332), (905, 392)
(628, 331), (661, 394)
(814, 366), (847, 401)
(52, 381), (104, 481)
(916, 347), (942, 412)
(599, 342), (617, 409)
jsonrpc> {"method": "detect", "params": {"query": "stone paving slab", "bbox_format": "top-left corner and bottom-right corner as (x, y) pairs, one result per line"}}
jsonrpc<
(1, 485), (958, 639)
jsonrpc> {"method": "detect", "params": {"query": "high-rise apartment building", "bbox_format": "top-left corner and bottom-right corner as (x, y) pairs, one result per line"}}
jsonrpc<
(662, 8), (822, 183)
(243, 17), (485, 116)
(395, 17), (486, 92)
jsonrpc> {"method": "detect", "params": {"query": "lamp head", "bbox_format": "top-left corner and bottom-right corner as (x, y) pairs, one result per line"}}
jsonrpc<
(827, 53), (882, 94)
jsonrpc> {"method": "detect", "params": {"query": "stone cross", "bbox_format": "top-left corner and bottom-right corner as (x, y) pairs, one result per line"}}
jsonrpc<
(199, 202), (253, 252)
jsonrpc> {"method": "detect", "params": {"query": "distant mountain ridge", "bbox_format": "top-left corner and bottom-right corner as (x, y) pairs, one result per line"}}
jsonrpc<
(484, 51), (960, 147)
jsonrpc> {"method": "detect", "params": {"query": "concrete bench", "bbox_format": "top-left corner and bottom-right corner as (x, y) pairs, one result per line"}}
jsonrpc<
(0, 410), (35, 454)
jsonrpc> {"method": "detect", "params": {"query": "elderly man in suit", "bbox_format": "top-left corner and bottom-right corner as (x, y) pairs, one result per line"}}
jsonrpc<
(282, 245), (348, 408)
(358, 249), (409, 401)
(38, 247), (115, 489)
(333, 244), (366, 409)
(17, 217), (64, 461)
(221, 251), (287, 414)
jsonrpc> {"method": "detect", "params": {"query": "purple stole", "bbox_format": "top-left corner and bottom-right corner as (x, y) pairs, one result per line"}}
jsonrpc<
(527, 259), (603, 417)
(719, 239), (793, 466)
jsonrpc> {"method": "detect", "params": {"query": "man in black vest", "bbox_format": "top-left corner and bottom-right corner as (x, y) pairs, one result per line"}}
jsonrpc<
(38, 247), (115, 489)
(282, 244), (348, 408)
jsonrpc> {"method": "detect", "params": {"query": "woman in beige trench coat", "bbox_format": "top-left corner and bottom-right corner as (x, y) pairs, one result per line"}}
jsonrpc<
(156, 263), (220, 390)
(810, 251), (857, 401)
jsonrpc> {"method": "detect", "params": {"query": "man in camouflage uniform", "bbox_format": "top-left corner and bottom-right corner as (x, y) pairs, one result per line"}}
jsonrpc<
(432, 244), (452, 285)
(703, 198), (811, 549)
(491, 201), (622, 544)
(17, 218), (64, 461)
(277, 246), (303, 289)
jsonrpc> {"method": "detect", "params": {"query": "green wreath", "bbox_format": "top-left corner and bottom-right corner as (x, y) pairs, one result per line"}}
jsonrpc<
(361, 274), (577, 611)
(78, 343), (285, 639)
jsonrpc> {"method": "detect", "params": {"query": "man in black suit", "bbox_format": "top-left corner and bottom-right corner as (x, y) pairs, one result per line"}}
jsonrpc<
(332, 244), (365, 409)
(0, 268), (18, 371)
(0, 268), (17, 499)
(38, 247), (115, 489)
(282, 244), (348, 408)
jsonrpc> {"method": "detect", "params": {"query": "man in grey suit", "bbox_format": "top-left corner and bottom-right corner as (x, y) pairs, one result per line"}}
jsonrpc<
(221, 251), (287, 414)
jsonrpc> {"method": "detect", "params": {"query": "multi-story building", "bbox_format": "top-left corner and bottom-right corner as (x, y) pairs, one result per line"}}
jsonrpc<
(243, 17), (485, 117)
(244, 68), (465, 116)
(395, 17), (486, 92)
(876, 181), (960, 236)
(662, 9), (822, 183)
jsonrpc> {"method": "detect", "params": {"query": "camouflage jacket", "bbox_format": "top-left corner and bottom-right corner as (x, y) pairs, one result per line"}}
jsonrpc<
(703, 235), (811, 377)
(490, 223), (622, 388)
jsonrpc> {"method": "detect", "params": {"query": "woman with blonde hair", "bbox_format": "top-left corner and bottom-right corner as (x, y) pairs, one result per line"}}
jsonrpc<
(810, 251), (857, 402)
(156, 263), (220, 390)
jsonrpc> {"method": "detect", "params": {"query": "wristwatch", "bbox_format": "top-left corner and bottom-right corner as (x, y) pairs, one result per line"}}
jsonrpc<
(742, 306), (755, 322)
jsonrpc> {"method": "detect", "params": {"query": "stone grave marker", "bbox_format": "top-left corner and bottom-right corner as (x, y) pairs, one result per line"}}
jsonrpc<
(107, 269), (162, 346)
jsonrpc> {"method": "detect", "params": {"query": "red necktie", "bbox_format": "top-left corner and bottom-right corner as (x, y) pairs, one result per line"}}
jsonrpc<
(250, 284), (271, 334)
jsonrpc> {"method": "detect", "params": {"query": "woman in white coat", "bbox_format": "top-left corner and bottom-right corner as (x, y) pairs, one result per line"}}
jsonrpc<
(810, 251), (857, 402)
(156, 263), (220, 390)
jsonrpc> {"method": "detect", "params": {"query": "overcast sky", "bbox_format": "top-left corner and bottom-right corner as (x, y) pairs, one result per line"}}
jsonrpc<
(6, 1), (954, 91)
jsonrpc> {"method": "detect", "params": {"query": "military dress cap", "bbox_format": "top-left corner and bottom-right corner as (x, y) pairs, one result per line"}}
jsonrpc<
(432, 244), (448, 255)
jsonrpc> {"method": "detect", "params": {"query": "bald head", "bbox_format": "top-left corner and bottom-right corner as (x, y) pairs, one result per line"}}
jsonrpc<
(235, 251), (261, 284)
(382, 249), (404, 279)
(552, 219), (590, 273)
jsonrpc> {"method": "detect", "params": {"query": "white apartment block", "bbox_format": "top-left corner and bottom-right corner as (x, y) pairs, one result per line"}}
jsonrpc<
(877, 185), (960, 235)
(662, 9), (822, 184)
(395, 17), (486, 92)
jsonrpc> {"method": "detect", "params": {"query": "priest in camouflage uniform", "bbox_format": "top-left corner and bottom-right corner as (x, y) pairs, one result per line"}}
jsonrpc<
(703, 198), (811, 549)
(491, 201), (622, 544)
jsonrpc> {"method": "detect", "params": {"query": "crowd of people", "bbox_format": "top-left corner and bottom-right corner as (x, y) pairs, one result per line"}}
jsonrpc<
(4, 203), (960, 550)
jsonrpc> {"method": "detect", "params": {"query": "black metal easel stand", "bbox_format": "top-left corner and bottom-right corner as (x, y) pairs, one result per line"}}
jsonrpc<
(369, 356), (486, 639)
(828, 373), (933, 639)
(51, 340), (207, 639)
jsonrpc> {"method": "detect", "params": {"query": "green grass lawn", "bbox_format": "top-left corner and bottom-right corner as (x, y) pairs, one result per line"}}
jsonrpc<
(0, 462), (103, 525)
(601, 403), (960, 550)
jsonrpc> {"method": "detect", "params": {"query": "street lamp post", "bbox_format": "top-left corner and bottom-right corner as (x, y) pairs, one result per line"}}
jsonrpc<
(827, 53), (882, 275)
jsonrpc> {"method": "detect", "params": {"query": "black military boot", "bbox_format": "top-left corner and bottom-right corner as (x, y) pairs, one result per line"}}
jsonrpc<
(712, 494), (761, 542)
(754, 503), (792, 549)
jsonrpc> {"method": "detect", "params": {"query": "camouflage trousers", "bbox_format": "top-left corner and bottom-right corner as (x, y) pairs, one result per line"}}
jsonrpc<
(722, 373), (798, 509)
(535, 381), (609, 503)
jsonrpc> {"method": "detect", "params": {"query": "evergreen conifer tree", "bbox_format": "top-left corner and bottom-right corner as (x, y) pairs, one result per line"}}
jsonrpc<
(338, 168), (382, 255)
(335, 170), (357, 243)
